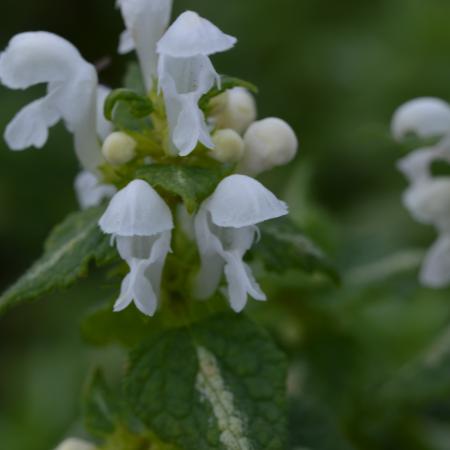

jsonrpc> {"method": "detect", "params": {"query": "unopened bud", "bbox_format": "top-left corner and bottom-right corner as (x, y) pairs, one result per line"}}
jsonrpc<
(54, 438), (96, 450)
(211, 129), (244, 163)
(240, 117), (298, 176)
(102, 131), (136, 166)
(211, 88), (257, 134)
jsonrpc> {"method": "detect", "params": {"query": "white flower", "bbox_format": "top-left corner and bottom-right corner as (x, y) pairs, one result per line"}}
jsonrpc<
(102, 131), (137, 165)
(96, 85), (113, 140)
(157, 11), (237, 156)
(54, 438), (96, 450)
(194, 175), (288, 312)
(392, 97), (450, 142)
(0, 32), (103, 172)
(99, 180), (173, 316)
(117, 0), (173, 91)
(210, 129), (245, 163)
(420, 234), (450, 288)
(74, 171), (117, 210)
(210, 87), (257, 134)
(240, 117), (298, 176)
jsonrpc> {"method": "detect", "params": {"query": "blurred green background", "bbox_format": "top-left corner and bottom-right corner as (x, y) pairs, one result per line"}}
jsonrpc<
(2, 0), (450, 449)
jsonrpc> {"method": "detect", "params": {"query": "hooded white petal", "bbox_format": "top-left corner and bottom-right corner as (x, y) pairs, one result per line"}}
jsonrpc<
(194, 175), (288, 311)
(420, 234), (450, 287)
(99, 179), (173, 236)
(205, 174), (288, 228)
(54, 438), (95, 450)
(392, 97), (450, 141)
(157, 10), (236, 58)
(117, 0), (173, 91)
(0, 32), (103, 171)
(74, 171), (117, 210)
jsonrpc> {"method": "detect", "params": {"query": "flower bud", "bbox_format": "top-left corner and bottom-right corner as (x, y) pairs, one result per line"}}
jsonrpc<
(211, 129), (244, 163)
(55, 438), (96, 450)
(210, 87), (257, 134)
(240, 117), (298, 176)
(102, 131), (137, 166)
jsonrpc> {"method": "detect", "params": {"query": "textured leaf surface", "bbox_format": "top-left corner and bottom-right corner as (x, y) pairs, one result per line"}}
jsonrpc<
(0, 206), (115, 314)
(252, 217), (340, 284)
(124, 314), (287, 450)
(136, 164), (229, 213)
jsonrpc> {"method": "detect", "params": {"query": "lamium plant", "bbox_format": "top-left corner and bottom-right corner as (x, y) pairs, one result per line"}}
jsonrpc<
(0, 1), (338, 449)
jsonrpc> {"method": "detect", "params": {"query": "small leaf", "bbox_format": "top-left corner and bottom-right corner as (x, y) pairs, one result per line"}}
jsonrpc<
(199, 75), (258, 111)
(123, 62), (146, 95)
(136, 164), (230, 213)
(0, 206), (116, 315)
(124, 314), (287, 450)
(252, 217), (340, 284)
(104, 88), (153, 133)
(84, 369), (121, 438)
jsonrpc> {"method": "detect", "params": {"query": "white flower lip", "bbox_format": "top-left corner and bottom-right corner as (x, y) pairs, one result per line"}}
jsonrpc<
(392, 97), (450, 141)
(99, 179), (174, 237)
(0, 31), (102, 171)
(117, 0), (173, 90)
(205, 174), (289, 228)
(74, 171), (117, 210)
(157, 10), (237, 58)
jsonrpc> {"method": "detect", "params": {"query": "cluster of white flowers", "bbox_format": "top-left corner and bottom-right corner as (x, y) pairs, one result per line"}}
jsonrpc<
(392, 97), (450, 287)
(0, 0), (298, 315)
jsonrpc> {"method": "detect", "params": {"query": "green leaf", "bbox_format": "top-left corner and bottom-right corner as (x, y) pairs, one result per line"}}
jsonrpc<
(124, 314), (287, 450)
(0, 206), (116, 315)
(199, 75), (258, 111)
(104, 88), (153, 133)
(136, 164), (230, 213)
(84, 369), (121, 438)
(251, 217), (340, 284)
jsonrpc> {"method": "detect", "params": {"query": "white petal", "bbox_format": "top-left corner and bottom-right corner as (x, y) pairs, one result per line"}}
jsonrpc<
(193, 208), (225, 298)
(224, 253), (266, 312)
(96, 85), (113, 140)
(420, 234), (450, 287)
(403, 178), (450, 230)
(157, 11), (236, 58)
(74, 171), (117, 210)
(206, 175), (288, 228)
(118, 29), (134, 54)
(5, 97), (59, 150)
(0, 32), (102, 171)
(397, 147), (442, 184)
(99, 179), (173, 237)
(54, 438), (96, 450)
(117, 0), (173, 90)
(392, 97), (450, 141)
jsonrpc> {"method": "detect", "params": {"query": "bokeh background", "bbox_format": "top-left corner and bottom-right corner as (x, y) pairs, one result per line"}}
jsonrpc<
(1, 1), (450, 449)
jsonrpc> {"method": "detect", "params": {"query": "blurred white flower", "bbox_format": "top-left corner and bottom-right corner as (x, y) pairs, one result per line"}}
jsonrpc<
(157, 11), (237, 156)
(117, 0), (173, 91)
(99, 180), (173, 316)
(240, 117), (298, 176)
(194, 175), (288, 312)
(420, 234), (450, 288)
(54, 438), (96, 450)
(392, 97), (450, 142)
(0, 32), (103, 172)
(74, 171), (117, 210)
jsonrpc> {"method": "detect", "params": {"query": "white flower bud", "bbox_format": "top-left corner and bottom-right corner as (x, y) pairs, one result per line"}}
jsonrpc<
(102, 131), (136, 166)
(54, 438), (96, 450)
(210, 129), (244, 163)
(392, 97), (450, 142)
(240, 117), (298, 176)
(211, 87), (257, 134)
